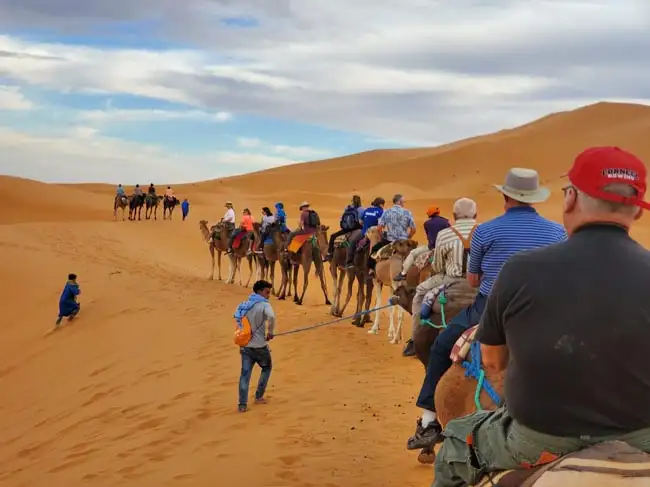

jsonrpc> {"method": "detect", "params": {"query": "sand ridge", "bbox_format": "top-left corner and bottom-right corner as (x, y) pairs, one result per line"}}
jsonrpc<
(2, 101), (650, 487)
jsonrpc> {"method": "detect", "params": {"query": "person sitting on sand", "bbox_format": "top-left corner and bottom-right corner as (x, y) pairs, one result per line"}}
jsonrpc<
(235, 280), (275, 413)
(393, 205), (450, 281)
(227, 208), (255, 255)
(256, 207), (276, 253)
(56, 273), (81, 327)
(181, 198), (190, 221)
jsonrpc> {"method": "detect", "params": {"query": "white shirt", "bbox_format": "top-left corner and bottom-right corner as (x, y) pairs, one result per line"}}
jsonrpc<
(223, 208), (236, 223)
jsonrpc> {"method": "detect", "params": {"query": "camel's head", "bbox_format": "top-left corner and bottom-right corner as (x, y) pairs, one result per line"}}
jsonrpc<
(199, 219), (208, 227)
(391, 286), (415, 314)
(319, 224), (330, 232)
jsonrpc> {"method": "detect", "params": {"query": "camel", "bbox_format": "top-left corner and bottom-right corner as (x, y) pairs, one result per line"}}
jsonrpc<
(145, 194), (163, 220)
(286, 226), (331, 306)
(326, 229), (360, 317)
(113, 195), (128, 221)
(262, 224), (295, 301)
(199, 220), (230, 281)
(163, 196), (179, 220)
(221, 224), (255, 286)
(128, 193), (145, 221)
(251, 222), (283, 295)
(367, 239), (418, 343)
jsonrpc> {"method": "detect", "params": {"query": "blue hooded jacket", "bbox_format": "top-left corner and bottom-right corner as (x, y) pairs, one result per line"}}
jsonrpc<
(274, 202), (288, 232)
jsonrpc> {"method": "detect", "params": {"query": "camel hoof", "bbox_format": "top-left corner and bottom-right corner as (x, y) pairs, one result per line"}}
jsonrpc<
(368, 328), (379, 335)
(278, 296), (285, 301)
(352, 321), (363, 328)
(295, 301), (303, 306)
(417, 448), (435, 465)
(325, 299), (332, 305)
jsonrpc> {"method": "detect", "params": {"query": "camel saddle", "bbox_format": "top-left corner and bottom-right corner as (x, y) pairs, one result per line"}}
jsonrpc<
(334, 233), (352, 247)
(475, 440), (650, 486)
(211, 222), (234, 241)
(371, 242), (397, 261)
(414, 249), (434, 271)
(450, 325), (478, 363)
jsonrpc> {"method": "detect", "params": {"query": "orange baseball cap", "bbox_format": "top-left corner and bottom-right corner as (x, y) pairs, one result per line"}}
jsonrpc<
(426, 206), (440, 217)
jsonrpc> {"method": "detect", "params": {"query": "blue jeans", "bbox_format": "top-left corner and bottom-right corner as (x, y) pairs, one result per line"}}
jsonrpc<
(416, 293), (487, 412)
(239, 346), (273, 407)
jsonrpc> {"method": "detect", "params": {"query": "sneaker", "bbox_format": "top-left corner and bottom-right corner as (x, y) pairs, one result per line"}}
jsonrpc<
(55, 316), (63, 326)
(393, 272), (407, 281)
(402, 339), (415, 357)
(254, 397), (267, 405)
(322, 253), (333, 262)
(406, 418), (443, 450)
(238, 405), (248, 413)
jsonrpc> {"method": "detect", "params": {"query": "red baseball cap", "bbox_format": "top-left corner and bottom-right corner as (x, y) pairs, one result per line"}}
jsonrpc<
(566, 146), (650, 210)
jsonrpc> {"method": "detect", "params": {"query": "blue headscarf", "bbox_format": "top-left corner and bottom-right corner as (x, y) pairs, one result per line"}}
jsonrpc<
(234, 292), (268, 327)
(274, 202), (288, 231)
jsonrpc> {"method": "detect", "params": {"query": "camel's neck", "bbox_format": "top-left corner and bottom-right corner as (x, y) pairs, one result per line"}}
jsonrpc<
(199, 224), (210, 242)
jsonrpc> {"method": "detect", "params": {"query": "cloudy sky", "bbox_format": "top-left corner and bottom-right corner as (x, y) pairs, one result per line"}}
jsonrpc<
(0, 0), (648, 183)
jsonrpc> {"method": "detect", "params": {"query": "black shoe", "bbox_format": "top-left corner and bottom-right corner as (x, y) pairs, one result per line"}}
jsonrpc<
(406, 418), (443, 450)
(323, 253), (333, 262)
(402, 339), (415, 357)
(393, 272), (407, 281)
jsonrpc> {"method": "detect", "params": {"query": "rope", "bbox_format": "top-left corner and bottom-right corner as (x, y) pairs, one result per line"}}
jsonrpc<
(420, 288), (449, 329)
(274, 298), (398, 337)
(461, 341), (502, 409)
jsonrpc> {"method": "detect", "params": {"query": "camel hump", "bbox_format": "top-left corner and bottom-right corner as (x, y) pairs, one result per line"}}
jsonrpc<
(479, 441), (650, 487)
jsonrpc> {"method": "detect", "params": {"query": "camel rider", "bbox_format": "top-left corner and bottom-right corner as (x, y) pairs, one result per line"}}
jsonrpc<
(116, 184), (126, 197)
(393, 205), (450, 281)
(323, 195), (364, 262)
(227, 208), (255, 255)
(222, 201), (236, 225)
(407, 168), (567, 456)
(287, 202), (320, 248)
(342, 197), (385, 269)
(368, 194), (416, 277)
(433, 147), (650, 486)
(256, 207), (276, 252)
(274, 202), (289, 232)
(148, 183), (156, 196)
(133, 184), (143, 196)
(165, 186), (175, 202)
(402, 198), (477, 358)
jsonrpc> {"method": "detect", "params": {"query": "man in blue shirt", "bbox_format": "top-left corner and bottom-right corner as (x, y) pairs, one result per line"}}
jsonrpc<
(407, 167), (568, 452)
(181, 198), (190, 221)
(344, 197), (385, 268)
(56, 273), (81, 327)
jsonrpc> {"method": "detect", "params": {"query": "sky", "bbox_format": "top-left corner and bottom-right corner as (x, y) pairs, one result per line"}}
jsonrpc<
(0, 0), (649, 183)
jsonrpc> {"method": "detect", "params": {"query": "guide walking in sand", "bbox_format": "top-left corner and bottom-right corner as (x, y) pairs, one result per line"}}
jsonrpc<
(233, 280), (276, 413)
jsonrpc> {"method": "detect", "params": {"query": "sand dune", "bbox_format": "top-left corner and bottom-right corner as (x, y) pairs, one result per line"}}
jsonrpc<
(2, 101), (650, 487)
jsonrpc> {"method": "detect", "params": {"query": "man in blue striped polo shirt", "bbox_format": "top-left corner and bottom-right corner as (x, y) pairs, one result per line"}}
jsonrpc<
(407, 167), (568, 451)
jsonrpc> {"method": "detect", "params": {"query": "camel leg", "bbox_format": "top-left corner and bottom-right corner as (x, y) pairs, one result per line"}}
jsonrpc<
(216, 250), (223, 281)
(363, 279), (374, 323)
(209, 246), (215, 280)
(269, 262), (276, 295)
(227, 255), (235, 284)
(368, 282), (383, 334)
(287, 263), (293, 297)
(296, 260), (310, 305)
(314, 259), (331, 306)
(330, 263), (339, 316)
(292, 263), (300, 302)
(351, 274), (364, 327)
(339, 270), (355, 318)
(244, 255), (254, 287)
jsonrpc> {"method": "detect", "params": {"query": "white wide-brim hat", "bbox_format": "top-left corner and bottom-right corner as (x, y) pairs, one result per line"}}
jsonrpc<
(493, 168), (550, 204)
(299, 201), (310, 208)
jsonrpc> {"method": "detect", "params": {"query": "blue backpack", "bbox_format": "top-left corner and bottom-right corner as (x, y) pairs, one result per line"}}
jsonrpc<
(340, 207), (359, 231)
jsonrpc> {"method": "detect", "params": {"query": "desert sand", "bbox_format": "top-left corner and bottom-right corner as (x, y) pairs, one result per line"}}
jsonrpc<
(2, 101), (650, 487)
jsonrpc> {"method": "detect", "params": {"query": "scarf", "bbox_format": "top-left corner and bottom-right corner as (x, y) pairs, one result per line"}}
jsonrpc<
(234, 292), (268, 327)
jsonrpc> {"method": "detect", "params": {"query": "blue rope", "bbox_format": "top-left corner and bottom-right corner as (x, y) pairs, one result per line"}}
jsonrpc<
(461, 340), (502, 409)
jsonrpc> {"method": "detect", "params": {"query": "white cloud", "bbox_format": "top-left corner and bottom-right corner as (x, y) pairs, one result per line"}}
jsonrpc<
(78, 108), (232, 123)
(0, 85), (34, 110)
(236, 137), (330, 159)
(0, 126), (312, 183)
(0, 1), (649, 182)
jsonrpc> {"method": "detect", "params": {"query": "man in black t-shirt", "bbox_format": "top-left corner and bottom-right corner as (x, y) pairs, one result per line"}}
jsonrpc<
(433, 146), (650, 487)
